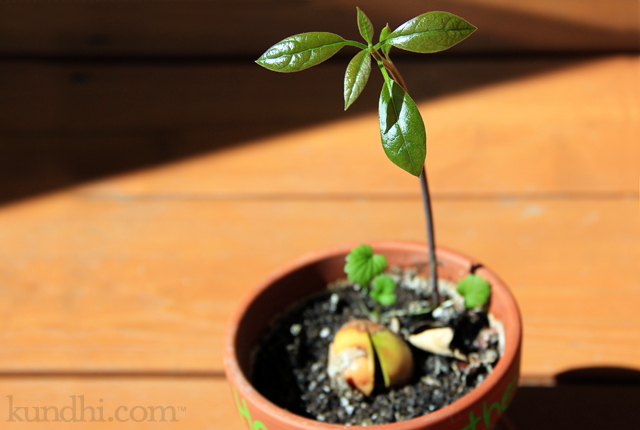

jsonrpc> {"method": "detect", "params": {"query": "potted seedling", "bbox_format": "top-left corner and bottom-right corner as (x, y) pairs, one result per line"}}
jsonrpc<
(224, 8), (522, 430)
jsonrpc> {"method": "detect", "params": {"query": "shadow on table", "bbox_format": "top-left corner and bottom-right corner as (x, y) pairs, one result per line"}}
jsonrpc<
(0, 55), (607, 207)
(506, 367), (640, 430)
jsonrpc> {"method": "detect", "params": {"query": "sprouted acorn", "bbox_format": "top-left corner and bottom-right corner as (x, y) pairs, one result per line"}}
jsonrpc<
(328, 319), (413, 396)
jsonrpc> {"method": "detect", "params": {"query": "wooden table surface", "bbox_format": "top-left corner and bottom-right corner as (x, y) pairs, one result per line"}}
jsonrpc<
(0, 1), (639, 428)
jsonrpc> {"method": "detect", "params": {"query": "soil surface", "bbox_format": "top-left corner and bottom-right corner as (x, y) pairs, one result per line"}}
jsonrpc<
(252, 268), (501, 425)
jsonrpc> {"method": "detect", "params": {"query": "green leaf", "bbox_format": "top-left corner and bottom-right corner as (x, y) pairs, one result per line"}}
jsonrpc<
(379, 24), (392, 56)
(357, 7), (374, 45)
(388, 12), (476, 54)
(376, 292), (397, 307)
(344, 244), (388, 288)
(370, 274), (397, 306)
(378, 80), (426, 176)
(344, 49), (371, 110)
(256, 32), (346, 73)
(457, 274), (491, 309)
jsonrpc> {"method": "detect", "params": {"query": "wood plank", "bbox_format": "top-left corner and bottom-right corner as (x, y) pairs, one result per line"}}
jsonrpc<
(77, 56), (639, 197)
(1, 376), (236, 429)
(0, 57), (588, 132)
(0, 0), (637, 57)
(0, 194), (638, 381)
(0, 56), (637, 205)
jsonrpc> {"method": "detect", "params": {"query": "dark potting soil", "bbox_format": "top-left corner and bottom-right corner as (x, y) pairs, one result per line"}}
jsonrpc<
(251, 268), (501, 425)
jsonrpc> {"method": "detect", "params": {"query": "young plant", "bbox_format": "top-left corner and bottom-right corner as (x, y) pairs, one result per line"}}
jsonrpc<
(371, 274), (396, 307)
(457, 273), (491, 309)
(344, 244), (396, 319)
(257, 9), (477, 307)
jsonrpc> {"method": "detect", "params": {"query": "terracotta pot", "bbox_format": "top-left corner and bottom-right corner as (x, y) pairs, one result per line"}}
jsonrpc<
(224, 241), (522, 430)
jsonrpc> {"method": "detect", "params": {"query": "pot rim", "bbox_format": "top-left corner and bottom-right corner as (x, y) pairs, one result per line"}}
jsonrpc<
(224, 240), (522, 429)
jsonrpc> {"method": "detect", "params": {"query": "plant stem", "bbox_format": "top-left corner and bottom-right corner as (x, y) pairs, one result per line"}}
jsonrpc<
(379, 58), (408, 93)
(373, 50), (440, 306)
(420, 167), (440, 306)
(358, 294), (378, 322)
(343, 40), (369, 50)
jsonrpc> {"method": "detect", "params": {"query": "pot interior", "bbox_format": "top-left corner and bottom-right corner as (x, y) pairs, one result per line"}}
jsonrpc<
(232, 244), (519, 388)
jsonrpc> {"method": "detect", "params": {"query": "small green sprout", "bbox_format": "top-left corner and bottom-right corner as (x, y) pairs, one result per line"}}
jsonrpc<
(378, 24), (392, 57)
(344, 244), (388, 289)
(371, 274), (397, 306)
(344, 245), (397, 319)
(457, 274), (491, 309)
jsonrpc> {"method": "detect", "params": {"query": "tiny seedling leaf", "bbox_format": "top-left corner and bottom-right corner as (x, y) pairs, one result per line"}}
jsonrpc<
(256, 32), (346, 73)
(345, 244), (388, 288)
(457, 274), (491, 309)
(357, 7), (375, 45)
(378, 80), (426, 176)
(370, 274), (397, 306)
(388, 12), (476, 54)
(379, 24), (392, 56)
(344, 49), (371, 110)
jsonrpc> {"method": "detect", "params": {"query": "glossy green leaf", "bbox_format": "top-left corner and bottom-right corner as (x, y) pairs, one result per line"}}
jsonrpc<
(256, 32), (346, 73)
(370, 274), (397, 306)
(388, 12), (476, 54)
(457, 274), (491, 309)
(344, 244), (388, 288)
(344, 49), (371, 110)
(357, 7), (374, 45)
(378, 81), (426, 176)
(379, 24), (392, 56)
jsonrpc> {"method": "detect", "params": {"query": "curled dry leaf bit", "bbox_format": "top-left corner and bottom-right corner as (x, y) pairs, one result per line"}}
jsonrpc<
(408, 327), (455, 356)
(328, 319), (413, 396)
